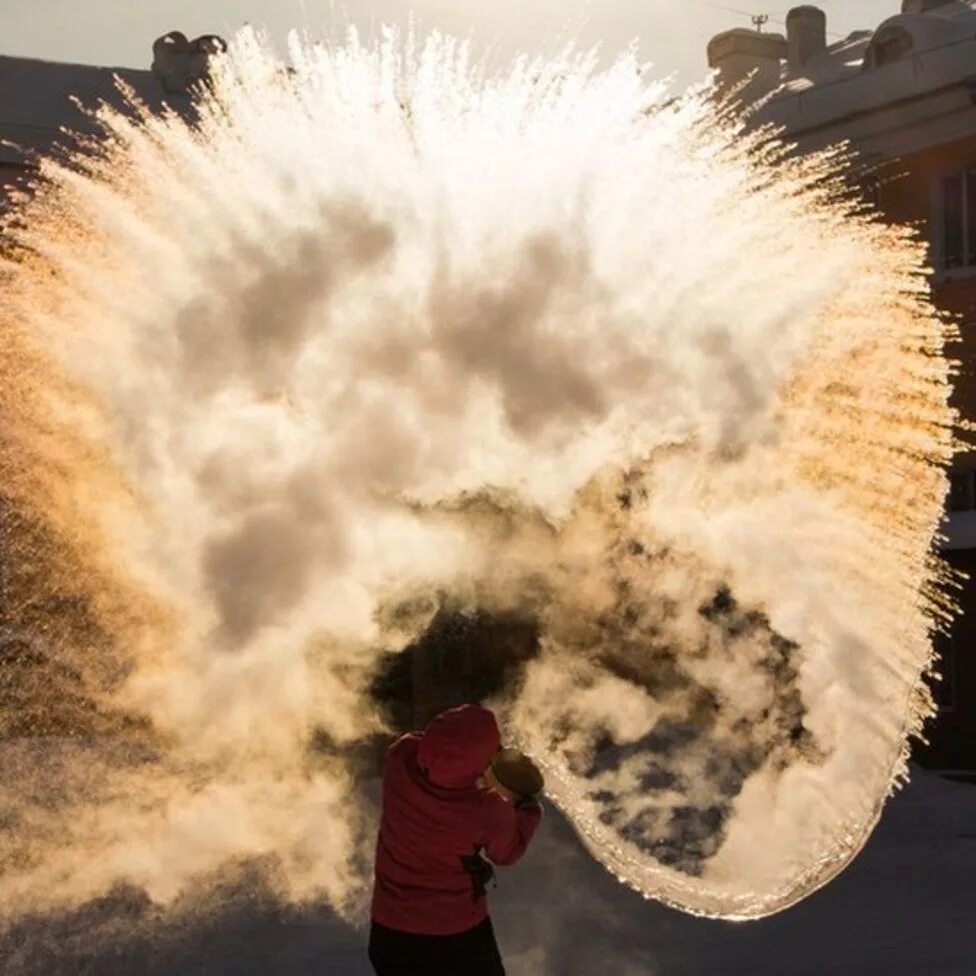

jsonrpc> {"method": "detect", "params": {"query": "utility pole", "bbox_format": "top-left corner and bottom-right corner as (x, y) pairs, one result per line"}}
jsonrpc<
(752, 14), (769, 32)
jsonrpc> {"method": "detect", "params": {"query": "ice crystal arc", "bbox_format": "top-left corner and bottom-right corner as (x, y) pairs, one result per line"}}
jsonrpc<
(0, 27), (954, 920)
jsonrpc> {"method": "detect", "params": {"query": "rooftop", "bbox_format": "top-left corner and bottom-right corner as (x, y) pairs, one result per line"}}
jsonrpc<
(0, 32), (221, 169)
(710, 1), (976, 155)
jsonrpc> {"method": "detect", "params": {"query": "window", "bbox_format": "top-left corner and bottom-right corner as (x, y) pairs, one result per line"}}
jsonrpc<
(872, 34), (913, 67)
(949, 471), (975, 512)
(939, 170), (976, 270)
(863, 27), (914, 69)
(859, 180), (882, 211)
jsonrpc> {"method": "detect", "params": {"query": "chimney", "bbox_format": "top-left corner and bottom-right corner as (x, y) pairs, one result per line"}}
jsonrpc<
(707, 28), (787, 100)
(901, 0), (954, 11)
(786, 6), (827, 73)
(152, 31), (227, 95)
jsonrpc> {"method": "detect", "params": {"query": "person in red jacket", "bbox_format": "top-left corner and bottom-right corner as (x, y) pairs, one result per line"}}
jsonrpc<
(369, 704), (543, 976)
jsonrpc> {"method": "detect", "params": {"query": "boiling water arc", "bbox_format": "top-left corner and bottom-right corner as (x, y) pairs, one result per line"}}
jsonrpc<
(0, 28), (956, 922)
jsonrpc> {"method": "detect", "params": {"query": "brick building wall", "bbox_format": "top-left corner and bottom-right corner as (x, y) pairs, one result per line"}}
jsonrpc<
(873, 137), (976, 770)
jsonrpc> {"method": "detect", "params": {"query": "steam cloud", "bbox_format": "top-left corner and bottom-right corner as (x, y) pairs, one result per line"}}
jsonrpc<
(0, 27), (955, 923)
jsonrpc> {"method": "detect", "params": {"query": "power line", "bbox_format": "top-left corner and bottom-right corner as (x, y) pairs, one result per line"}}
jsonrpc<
(691, 0), (846, 40)
(694, 1), (791, 19)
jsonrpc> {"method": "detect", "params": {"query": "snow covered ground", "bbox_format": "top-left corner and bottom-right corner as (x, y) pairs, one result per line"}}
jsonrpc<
(1, 768), (972, 975)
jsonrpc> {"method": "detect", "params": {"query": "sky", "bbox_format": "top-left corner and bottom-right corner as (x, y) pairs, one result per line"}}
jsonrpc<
(0, 0), (904, 87)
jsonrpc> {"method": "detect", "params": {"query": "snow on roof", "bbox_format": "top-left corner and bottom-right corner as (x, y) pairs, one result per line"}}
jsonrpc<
(760, 0), (976, 139)
(777, 33), (872, 92)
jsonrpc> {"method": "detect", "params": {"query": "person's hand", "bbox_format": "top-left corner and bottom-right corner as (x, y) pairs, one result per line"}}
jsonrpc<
(515, 792), (541, 812)
(489, 749), (544, 805)
(479, 764), (518, 804)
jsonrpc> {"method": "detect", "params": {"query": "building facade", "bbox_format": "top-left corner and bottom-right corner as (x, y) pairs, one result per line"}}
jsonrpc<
(710, 0), (976, 774)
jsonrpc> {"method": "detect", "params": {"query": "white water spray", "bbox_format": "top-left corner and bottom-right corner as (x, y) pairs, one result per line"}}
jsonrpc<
(0, 27), (955, 921)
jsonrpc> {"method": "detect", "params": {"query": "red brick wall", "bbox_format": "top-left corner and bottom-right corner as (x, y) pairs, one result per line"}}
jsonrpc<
(876, 137), (976, 450)
(874, 138), (976, 771)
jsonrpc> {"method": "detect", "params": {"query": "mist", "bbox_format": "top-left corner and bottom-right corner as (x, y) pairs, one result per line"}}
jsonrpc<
(0, 25), (954, 923)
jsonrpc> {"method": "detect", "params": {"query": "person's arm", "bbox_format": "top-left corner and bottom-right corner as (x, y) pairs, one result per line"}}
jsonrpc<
(381, 733), (418, 792)
(483, 797), (542, 866)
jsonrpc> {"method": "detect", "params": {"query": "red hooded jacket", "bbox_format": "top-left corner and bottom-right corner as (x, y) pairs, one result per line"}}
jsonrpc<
(371, 705), (542, 935)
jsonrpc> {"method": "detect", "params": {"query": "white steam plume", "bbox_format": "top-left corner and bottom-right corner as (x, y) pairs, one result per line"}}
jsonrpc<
(0, 26), (954, 921)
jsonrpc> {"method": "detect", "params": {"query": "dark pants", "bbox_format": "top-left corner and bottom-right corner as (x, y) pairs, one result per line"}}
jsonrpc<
(368, 917), (505, 976)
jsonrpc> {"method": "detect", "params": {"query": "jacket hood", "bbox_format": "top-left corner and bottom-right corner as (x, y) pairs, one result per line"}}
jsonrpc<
(417, 704), (501, 789)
